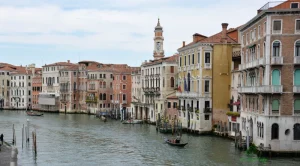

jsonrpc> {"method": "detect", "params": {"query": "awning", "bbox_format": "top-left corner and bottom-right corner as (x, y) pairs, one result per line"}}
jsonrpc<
(248, 44), (256, 48)
(233, 101), (240, 105)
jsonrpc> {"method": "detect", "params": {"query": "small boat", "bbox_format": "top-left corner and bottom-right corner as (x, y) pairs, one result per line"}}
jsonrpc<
(122, 119), (143, 124)
(164, 137), (188, 147)
(101, 116), (107, 122)
(26, 111), (43, 116)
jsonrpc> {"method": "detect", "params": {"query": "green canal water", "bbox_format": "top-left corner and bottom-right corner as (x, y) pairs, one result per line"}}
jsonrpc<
(0, 110), (299, 166)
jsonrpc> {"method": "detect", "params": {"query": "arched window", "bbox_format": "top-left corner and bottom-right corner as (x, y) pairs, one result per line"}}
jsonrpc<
(103, 82), (106, 88)
(99, 93), (102, 100)
(272, 69), (280, 85)
(295, 41), (300, 57)
(257, 45), (260, 59)
(170, 77), (174, 88)
(110, 82), (113, 88)
(100, 82), (103, 88)
(294, 123), (300, 140)
(263, 42), (266, 57)
(295, 69), (300, 86)
(73, 82), (76, 90)
(271, 123), (279, 139)
(294, 99), (300, 114)
(103, 93), (106, 101)
(272, 99), (279, 114)
(272, 41), (281, 57)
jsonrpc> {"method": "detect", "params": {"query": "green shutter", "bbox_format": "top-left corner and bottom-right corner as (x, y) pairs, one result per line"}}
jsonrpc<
(295, 70), (300, 85)
(295, 100), (300, 110)
(272, 100), (279, 110)
(272, 70), (280, 85)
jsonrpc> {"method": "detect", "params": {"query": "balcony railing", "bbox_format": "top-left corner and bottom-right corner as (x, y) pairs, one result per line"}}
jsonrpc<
(294, 56), (300, 64)
(176, 91), (199, 98)
(258, 1), (284, 11)
(294, 86), (300, 93)
(86, 96), (98, 103)
(204, 63), (211, 69)
(271, 56), (283, 65)
(239, 85), (283, 93)
(203, 108), (212, 113)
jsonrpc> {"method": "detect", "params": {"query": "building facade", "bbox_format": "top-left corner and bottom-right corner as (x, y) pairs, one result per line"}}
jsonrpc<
(176, 23), (240, 133)
(0, 63), (14, 109)
(239, 0), (300, 152)
(32, 68), (42, 110)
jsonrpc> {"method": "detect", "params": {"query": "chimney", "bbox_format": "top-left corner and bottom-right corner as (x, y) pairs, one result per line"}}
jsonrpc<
(182, 41), (185, 47)
(221, 23), (229, 43)
(67, 60), (70, 63)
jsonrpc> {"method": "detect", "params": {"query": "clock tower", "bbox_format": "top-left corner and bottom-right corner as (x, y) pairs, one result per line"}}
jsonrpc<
(153, 18), (164, 60)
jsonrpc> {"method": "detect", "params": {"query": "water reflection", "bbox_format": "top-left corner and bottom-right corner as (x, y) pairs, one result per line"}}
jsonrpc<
(0, 110), (299, 166)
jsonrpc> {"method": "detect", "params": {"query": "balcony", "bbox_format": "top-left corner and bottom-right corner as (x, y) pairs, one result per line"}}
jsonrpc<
(176, 91), (199, 98)
(239, 85), (283, 93)
(294, 56), (300, 64)
(86, 96), (98, 103)
(203, 108), (212, 113)
(204, 63), (211, 69)
(294, 86), (300, 93)
(271, 56), (283, 65)
(122, 100), (127, 104)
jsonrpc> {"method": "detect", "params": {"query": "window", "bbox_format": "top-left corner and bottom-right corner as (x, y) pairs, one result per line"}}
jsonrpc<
(173, 102), (177, 108)
(198, 53), (200, 64)
(294, 99), (300, 114)
(291, 3), (299, 8)
(294, 69), (300, 86)
(295, 41), (300, 56)
(99, 93), (102, 100)
(170, 66), (174, 73)
(110, 95), (112, 100)
(272, 69), (280, 85)
(205, 115), (209, 120)
(205, 80), (209, 92)
(123, 94), (126, 100)
(258, 25), (260, 38)
(271, 123), (279, 139)
(123, 76), (126, 80)
(205, 52), (210, 63)
(168, 102), (171, 108)
(273, 20), (282, 33)
(180, 57), (182, 66)
(272, 41), (280, 57)
(123, 85), (126, 90)
(294, 123), (300, 140)
(184, 56), (186, 66)
(272, 99), (279, 114)
(188, 55), (190, 65)
(103, 93), (106, 100)
(170, 77), (174, 88)
(296, 20), (300, 33)
(192, 54), (194, 64)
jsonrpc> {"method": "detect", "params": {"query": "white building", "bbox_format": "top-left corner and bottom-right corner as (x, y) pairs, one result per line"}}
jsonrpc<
(9, 66), (34, 109)
(40, 60), (74, 112)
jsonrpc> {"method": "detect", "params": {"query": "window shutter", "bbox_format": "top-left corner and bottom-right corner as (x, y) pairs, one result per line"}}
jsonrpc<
(295, 70), (300, 85)
(294, 100), (300, 111)
(272, 100), (279, 110)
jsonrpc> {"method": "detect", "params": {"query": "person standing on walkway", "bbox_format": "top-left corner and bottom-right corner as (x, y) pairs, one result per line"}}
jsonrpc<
(0, 133), (3, 145)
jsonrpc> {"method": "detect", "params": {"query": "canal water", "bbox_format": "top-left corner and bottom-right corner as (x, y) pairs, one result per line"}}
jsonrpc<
(0, 110), (299, 166)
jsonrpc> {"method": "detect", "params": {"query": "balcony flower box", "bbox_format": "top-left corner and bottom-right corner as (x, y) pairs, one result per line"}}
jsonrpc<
(226, 111), (240, 117)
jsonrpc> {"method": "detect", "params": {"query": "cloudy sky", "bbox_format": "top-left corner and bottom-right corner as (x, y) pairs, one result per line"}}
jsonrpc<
(0, 0), (271, 67)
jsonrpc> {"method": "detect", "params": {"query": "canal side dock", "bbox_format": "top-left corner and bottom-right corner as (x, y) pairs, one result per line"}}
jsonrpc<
(0, 141), (15, 166)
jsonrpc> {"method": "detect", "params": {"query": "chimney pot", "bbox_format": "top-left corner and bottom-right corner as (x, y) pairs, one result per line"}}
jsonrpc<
(67, 60), (70, 63)
(221, 23), (229, 43)
(183, 41), (185, 47)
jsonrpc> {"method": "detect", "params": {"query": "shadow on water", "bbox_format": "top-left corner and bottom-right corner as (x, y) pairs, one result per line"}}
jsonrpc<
(0, 110), (299, 166)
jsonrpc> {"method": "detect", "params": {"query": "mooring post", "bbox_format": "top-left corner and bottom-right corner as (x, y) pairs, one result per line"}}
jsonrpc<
(12, 124), (14, 145)
(27, 119), (30, 142)
(246, 128), (249, 150)
(22, 124), (24, 149)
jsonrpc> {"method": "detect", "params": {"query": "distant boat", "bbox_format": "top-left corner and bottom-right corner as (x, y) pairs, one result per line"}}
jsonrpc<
(122, 119), (143, 124)
(164, 137), (188, 147)
(26, 111), (43, 116)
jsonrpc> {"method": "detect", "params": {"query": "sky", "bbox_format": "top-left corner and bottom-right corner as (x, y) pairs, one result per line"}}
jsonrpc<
(0, 0), (271, 67)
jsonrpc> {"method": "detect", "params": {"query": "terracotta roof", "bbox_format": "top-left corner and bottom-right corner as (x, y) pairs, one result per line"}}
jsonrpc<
(0, 66), (16, 71)
(180, 26), (240, 49)
(43, 62), (75, 67)
(167, 96), (178, 99)
(60, 64), (79, 71)
(142, 54), (178, 67)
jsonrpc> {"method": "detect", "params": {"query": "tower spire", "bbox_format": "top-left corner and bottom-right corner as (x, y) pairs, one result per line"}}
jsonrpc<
(157, 18), (160, 26)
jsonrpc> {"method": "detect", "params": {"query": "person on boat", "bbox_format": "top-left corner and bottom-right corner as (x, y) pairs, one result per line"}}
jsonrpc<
(175, 134), (181, 143)
(0, 133), (3, 145)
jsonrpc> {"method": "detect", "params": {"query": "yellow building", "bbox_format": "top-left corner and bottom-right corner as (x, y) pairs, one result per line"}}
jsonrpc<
(176, 23), (240, 133)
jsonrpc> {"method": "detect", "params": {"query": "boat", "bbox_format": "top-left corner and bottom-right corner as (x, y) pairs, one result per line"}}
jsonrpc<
(26, 111), (43, 116)
(101, 116), (107, 122)
(122, 119), (143, 124)
(164, 137), (188, 147)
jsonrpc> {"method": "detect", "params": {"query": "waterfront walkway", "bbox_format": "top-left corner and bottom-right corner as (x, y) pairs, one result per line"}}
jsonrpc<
(0, 142), (12, 166)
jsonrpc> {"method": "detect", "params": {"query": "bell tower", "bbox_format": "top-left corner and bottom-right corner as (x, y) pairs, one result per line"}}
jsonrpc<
(153, 18), (164, 60)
